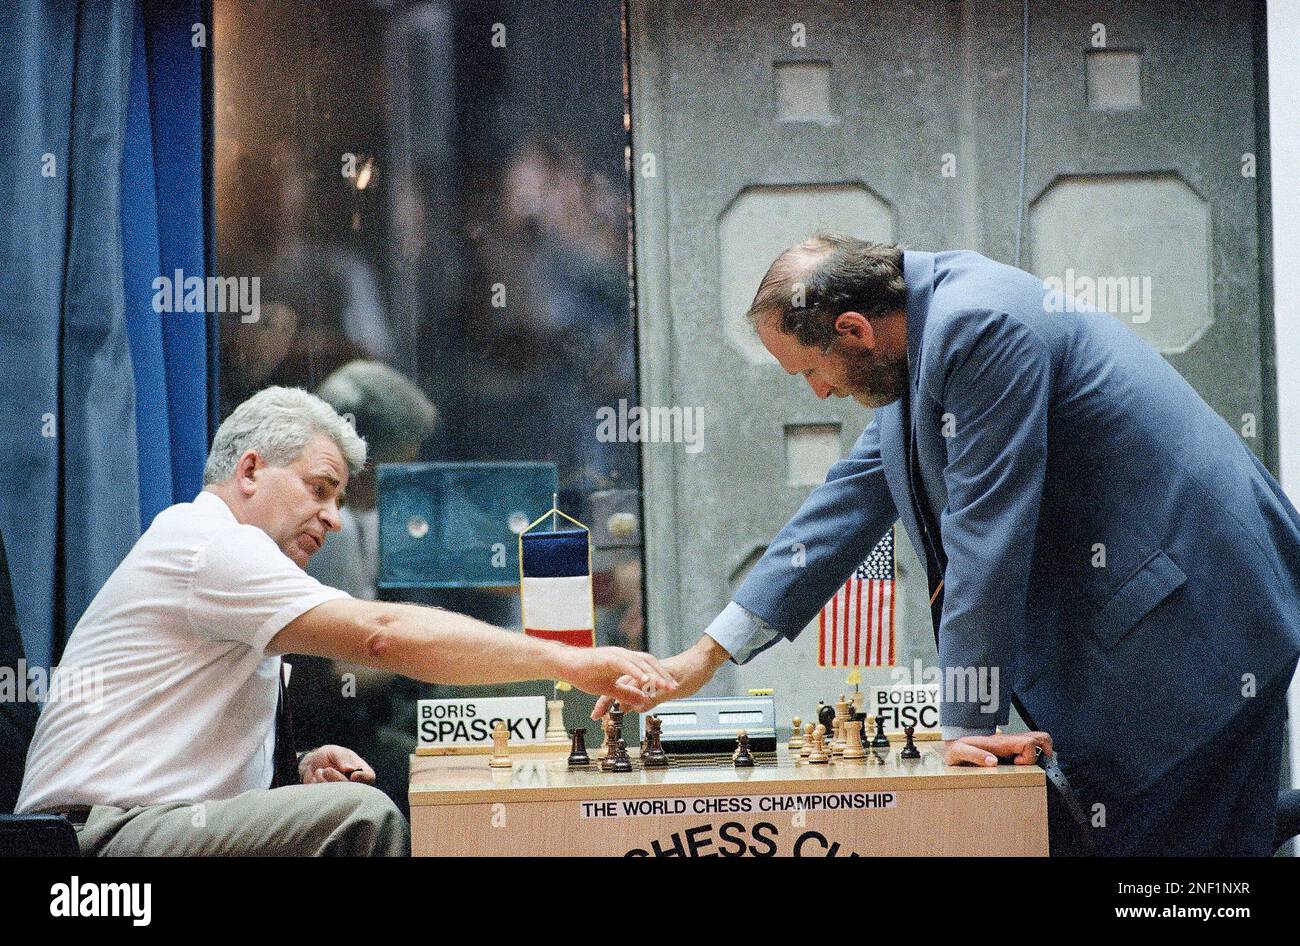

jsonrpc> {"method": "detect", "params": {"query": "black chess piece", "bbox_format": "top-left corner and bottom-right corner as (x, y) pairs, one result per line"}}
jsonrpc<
(733, 731), (755, 767)
(643, 716), (669, 768)
(900, 724), (921, 760)
(567, 728), (591, 767)
(609, 700), (625, 745)
(872, 714), (890, 748)
(817, 701), (836, 734)
(610, 738), (633, 773)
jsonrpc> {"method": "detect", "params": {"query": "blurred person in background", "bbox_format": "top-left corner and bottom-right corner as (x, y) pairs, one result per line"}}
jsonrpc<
(216, 138), (388, 412)
(295, 360), (439, 813)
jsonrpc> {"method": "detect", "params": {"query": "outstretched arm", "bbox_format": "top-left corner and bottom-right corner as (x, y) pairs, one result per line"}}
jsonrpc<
(733, 417), (898, 639)
(268, 598), (677, 711)
(594, 418), (898, 718)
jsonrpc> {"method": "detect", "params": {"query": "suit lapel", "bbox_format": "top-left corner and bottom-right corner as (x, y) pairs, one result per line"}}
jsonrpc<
(879, 400), (924, 563)
(882, 251), (937, 568)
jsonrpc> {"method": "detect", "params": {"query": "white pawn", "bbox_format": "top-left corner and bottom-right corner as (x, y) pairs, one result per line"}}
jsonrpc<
(489, 720), (512, 768)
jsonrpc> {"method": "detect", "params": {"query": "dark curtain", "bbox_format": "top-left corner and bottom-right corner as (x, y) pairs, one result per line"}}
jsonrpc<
(122, 0), (216, 525)
(0, 0), (215, 668)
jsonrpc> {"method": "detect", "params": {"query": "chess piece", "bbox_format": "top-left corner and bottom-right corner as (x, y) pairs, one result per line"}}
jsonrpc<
(808, 724), (830, 764)
(734, 731), (755, 767)
(609, 738), (633, 773)
(489, 720), (512, 768)
(850, 689), (865, 714)
(900, 724), (921, 760)
(545, 698), (568, 745)
(788, 717), (804, 753)
(595, 717), (612, 760)
(799, 722), (815, 760)
(832, 694), (852, 754)
(817, 701), (835, 735)
(871, 713), (890, 749)
(608, 701), (626, 751)
(567, 728), (591, 767)
(842, 719), (866, 760)
(831, 716), (846, 757)
(643, 716), (668, 767)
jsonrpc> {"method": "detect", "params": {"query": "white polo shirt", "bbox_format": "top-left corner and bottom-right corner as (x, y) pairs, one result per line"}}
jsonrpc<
(16, 491), (349, 813)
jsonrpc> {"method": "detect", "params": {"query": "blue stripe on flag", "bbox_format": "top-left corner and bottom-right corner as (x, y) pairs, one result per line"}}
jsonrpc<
(521, 529), (589, 578)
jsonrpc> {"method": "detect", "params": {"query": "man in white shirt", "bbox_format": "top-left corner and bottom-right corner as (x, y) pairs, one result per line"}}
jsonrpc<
(18, 387), (675, 855)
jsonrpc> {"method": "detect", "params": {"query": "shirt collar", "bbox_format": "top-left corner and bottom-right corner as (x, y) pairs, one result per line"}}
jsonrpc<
(193, 490), (237, 521)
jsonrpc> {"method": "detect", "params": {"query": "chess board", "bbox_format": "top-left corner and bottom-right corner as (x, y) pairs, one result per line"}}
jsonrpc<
(661, 751), (779, 767)
(408, 745), (1048, 856)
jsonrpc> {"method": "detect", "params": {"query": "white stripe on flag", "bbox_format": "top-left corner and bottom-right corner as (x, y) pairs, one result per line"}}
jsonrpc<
(820, 578), (894, 667)
(521, 575), (593, 631)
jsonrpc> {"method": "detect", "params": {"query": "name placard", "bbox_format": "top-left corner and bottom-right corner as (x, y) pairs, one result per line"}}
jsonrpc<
(869, 683), (941, 735)
(417, 696), (546, 750)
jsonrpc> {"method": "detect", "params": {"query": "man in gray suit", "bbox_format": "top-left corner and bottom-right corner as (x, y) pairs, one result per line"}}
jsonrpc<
(598, 235), (1300, 855)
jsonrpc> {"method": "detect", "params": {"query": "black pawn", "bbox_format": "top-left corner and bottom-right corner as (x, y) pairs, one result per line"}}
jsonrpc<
(900, 724), (921, 759)
(733, 731), (755, 768)
(817, 701), (836, 734)
(872, 715), (890, 748)
(567, 728), (591, 767)
(610, 738), (633, 773)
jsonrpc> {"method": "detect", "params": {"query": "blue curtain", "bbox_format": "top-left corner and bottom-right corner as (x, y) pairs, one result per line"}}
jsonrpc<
(122, 0), (216, 525)
(0, 0), (215, 667)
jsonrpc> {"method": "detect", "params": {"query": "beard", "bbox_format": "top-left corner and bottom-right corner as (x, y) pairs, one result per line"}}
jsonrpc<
(837, 346), (910, 409)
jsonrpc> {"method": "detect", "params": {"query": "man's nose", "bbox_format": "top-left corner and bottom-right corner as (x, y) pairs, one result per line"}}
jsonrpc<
(807, 376), (833, 399)
(321, 503), (342, 531)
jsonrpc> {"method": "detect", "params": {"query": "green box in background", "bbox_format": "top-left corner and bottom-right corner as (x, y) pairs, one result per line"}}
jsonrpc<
(377, 461), (559, 590)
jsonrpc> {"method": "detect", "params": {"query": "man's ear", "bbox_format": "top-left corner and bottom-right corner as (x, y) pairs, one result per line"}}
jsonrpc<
(234, 450), (262, 496)
(834, 311), (874, 349)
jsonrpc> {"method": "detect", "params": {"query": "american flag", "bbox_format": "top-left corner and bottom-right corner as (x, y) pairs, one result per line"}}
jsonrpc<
(818, 527), (895, 667)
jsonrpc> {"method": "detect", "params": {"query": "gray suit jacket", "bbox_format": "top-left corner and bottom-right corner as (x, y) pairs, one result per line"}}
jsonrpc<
(734, 250), (1300, 800)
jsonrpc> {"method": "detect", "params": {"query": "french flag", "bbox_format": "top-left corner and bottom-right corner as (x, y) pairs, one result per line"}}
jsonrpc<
(520, 528), (595, 648)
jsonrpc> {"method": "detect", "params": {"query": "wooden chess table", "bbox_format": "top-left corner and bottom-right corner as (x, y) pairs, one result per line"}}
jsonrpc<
(408, 745), (1047, 856)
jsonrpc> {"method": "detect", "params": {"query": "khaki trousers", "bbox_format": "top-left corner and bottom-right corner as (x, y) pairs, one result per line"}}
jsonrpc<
(73, 782), (409, 857)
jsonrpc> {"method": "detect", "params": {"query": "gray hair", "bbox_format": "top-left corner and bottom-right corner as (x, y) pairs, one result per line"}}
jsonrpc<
(203, 386), (368, 485)
(315, 360), (438, 464)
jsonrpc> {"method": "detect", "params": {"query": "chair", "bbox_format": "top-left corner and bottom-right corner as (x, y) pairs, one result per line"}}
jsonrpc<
(0, 529), (78, 856)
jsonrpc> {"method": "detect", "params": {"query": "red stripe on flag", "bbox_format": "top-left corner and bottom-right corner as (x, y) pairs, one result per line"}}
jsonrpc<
(831, 590), (839, 666)
(872, 581), (880, 664)
(818, 605), (825, 665)
(524, 628), (595, 647)
(886, 581), (895, 664)
(837, 583), (844, 666)
(855, 579), (864, 665)
(843, 581), (851, 666)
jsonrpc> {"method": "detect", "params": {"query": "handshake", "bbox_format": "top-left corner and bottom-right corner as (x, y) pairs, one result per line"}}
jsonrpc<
(584, 634), (733, 719)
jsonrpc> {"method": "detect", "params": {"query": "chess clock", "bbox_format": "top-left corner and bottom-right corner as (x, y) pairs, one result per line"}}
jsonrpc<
(639, 695), (778, 754)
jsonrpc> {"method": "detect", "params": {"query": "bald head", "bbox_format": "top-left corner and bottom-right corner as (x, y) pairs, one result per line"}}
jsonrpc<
(746, 234), (905, 349)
